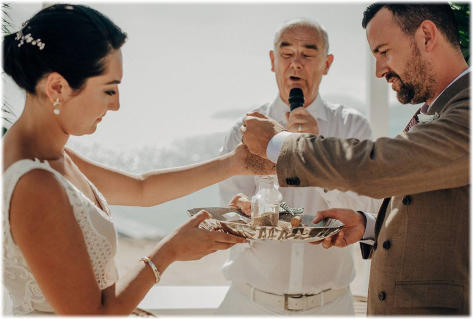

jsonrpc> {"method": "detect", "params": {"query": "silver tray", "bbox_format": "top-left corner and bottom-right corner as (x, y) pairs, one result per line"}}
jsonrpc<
(187, 207), (343, 243)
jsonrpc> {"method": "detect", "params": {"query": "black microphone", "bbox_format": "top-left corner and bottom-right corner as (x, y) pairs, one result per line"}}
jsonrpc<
(288, 88), (304, 111)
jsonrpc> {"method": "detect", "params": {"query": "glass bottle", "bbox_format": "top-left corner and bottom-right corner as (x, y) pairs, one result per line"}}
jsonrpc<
(251, 175), (283, 226)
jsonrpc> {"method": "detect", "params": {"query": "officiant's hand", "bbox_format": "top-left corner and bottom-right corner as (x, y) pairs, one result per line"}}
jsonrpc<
(228, 193), (251, 216)
(285, 108), (319, 135)
(310, 209), (365, 248)
(162, 210), (247, 261)
(231, 143), (276, 175)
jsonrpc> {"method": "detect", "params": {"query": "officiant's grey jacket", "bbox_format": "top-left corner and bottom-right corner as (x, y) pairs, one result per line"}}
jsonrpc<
(276, 73), (470, 315)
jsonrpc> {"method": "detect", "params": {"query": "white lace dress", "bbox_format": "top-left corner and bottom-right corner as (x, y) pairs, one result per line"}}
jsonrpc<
(3, 159), (119, 315)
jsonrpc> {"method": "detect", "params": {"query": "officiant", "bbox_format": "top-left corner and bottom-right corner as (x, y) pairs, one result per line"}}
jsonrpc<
(217, 18), (381, 315)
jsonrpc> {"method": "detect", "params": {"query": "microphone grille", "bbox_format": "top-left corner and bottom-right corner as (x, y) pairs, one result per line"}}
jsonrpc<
(289, 88), (304, 110)
(289, 88), (303, 99)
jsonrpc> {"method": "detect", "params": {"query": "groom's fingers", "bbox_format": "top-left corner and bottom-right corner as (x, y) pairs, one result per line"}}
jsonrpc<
(313, 210), (333, 224)
(333, 230), (347, 247)
(313, 208), (347, 224)
(309, 239), (323, 246)
(321, 232), (344, 249)
(322, 236), (334, 249)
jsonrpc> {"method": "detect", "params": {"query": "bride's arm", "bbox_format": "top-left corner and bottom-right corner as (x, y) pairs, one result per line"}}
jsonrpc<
(65, 145), (274, 207)
(10, 170), (246, 315)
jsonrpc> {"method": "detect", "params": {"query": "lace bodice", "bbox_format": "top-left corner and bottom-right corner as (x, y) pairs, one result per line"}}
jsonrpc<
(3, 159), (119, 315)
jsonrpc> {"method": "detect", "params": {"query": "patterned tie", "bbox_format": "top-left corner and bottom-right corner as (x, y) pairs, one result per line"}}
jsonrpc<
(402, 108), (420, 133)
(402, 104), (429, 133)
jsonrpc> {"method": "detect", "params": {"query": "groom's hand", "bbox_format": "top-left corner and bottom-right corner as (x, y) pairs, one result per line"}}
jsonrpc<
(310, 209), (366, 248)
(241, 112), (284, 158)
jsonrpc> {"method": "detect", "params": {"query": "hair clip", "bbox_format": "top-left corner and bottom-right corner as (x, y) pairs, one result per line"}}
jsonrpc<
(15, 30), (45, 50)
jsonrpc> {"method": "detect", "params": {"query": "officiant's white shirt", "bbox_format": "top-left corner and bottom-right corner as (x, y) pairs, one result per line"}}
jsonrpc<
(219, 95), (382, 295)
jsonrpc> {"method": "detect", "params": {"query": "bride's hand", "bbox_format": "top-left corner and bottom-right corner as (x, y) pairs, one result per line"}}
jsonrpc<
(230, 143), (276, 176)
(162, 210), (247, 261)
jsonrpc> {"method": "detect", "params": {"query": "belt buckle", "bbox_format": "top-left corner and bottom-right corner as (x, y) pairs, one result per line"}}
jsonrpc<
(284, 293), (305, 311)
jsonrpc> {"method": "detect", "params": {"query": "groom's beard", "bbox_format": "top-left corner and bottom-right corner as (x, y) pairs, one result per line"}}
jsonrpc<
(388, 44), (436, 105)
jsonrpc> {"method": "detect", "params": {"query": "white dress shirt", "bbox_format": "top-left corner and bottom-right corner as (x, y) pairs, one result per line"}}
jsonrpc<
(219, 95), (382, 295)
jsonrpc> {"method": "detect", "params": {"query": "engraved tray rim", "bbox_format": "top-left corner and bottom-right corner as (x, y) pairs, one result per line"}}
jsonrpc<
(187, 207), (344, 243)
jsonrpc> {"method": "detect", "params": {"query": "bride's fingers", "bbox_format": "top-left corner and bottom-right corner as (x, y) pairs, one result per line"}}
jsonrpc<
(211, 231), (247, 244)
(212, 242), (237, 250)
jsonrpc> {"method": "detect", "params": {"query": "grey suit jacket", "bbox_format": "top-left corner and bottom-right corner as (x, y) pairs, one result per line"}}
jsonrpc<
(276, 73), (470, 315)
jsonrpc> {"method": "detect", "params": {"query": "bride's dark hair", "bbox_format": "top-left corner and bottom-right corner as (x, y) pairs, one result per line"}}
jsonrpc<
(3, 4), (127, 94)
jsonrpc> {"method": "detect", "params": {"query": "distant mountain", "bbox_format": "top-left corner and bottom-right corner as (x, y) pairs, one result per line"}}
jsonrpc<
(211, 108), (251, 121)
(323, 93), (368, 115)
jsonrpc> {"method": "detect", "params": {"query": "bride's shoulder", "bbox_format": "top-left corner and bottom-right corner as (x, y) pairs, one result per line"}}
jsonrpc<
(10, 167), (68, 207)
(4, 153), (69, 216)
(9, 167), (73, 240)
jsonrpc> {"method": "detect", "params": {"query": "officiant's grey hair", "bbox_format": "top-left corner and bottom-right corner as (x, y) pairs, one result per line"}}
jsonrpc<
(273, 18), (330, 55)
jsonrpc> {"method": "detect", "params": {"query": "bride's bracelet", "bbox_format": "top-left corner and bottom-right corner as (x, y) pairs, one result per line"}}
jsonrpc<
(140, 256), (161, 284)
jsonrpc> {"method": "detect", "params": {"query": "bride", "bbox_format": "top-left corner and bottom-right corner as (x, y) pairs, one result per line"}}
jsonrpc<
(2, 4), (274, 315)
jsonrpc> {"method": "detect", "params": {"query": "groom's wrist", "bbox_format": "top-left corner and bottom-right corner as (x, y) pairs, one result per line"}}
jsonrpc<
(267, 131), (292, 163)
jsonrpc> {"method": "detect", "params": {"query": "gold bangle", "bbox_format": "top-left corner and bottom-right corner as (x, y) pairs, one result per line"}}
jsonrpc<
(140, 256), (161, 284)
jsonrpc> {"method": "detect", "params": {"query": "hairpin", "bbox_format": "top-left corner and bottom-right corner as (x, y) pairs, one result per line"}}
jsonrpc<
(15, 27), (45, 50)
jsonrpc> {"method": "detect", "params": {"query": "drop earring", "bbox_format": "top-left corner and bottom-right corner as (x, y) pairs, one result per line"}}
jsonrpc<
(53, 98), (60, 115)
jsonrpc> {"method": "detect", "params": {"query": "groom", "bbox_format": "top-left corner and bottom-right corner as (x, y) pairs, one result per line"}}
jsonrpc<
(240, 3), (470, 315)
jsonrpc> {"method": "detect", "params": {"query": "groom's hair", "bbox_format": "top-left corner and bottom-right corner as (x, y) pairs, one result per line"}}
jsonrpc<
(362, 3), (461, 49)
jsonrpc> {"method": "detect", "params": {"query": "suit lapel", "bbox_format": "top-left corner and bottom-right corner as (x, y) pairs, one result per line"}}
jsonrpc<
(375, 197), (391, 239)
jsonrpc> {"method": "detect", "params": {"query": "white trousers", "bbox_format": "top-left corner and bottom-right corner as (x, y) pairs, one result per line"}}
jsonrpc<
(215, 284), (355, 315)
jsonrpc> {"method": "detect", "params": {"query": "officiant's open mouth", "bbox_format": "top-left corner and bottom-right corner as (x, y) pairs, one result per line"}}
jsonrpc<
(289, 76), (302, 81)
